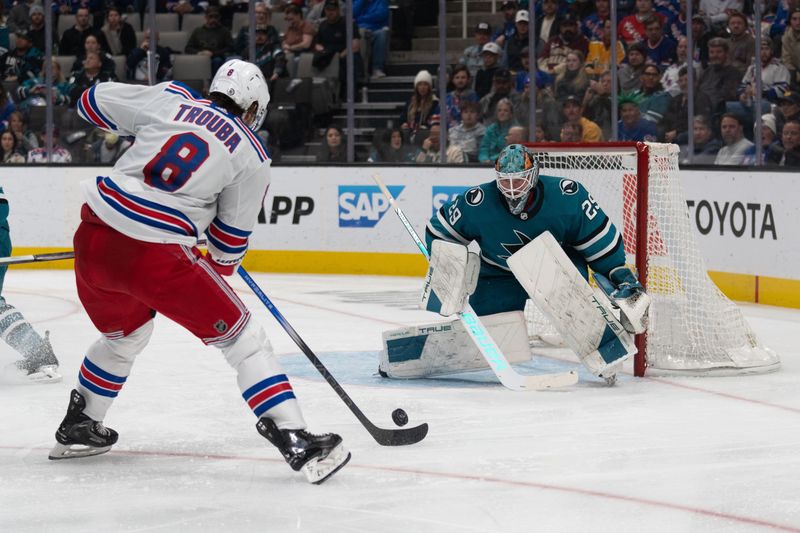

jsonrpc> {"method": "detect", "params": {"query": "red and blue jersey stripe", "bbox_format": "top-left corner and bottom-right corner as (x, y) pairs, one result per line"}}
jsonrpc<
(242, 374), (296, 418)
(165, 82), (269, 163)
(206, 217), (250, 254)
(77, 85), (118, 131)
(96, 176), (198, 237)
(78, 357), (127, 398)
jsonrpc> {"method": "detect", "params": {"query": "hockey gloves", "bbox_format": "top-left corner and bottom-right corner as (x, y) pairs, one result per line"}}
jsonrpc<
(607, 267), (651, 334)
(420, 240), (479, 317)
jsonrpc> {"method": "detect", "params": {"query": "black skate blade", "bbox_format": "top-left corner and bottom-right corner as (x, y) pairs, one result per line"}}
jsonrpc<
(48, 441), (112, 460)
(302, 443), (351, 484)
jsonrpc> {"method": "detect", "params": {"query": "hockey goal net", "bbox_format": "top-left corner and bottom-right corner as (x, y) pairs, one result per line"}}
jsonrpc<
(523, 142), (779, 377)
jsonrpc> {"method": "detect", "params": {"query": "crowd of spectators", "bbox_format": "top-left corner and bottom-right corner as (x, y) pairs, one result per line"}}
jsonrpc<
(5, 0), (800, 167)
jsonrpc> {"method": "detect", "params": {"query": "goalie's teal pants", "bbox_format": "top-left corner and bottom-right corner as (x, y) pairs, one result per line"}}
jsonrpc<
(469, 259), (589, 316)
(0, 220), (9, 294)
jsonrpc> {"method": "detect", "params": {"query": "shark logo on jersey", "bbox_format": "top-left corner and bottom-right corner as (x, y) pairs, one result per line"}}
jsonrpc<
(338, 185), (404, 227)
(560, 179), (579, 195)
(465, 187), (484, 206)
(432, 186), (468, 215)
(499, 230), (533, 259)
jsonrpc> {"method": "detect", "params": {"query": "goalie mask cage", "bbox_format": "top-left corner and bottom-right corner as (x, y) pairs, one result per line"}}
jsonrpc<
(523, 142), (779, 377)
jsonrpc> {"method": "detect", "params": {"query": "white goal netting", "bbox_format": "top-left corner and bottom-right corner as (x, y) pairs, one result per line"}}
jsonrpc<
(525, 142), (779, 376)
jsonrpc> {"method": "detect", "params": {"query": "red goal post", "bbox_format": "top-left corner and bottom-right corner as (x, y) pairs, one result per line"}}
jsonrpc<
(523, 141), (779, 377)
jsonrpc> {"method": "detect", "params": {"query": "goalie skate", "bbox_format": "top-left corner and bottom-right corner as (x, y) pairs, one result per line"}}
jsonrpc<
(49, 389), (118, 460)
(11, 331), (62, 384)
(256, 418), (350, 484)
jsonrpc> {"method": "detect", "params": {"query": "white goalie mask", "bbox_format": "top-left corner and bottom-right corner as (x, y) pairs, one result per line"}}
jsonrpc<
(210, 59), (271, 131)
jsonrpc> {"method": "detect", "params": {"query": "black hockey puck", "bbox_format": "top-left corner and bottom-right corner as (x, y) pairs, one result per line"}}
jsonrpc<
(392, 408), (408, 427)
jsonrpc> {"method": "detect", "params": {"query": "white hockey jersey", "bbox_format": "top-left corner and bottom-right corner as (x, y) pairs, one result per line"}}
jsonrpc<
(76, 81), (271, 271)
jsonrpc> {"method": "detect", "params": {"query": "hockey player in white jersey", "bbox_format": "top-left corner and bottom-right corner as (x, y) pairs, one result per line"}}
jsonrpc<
(49, 60), (350, 484)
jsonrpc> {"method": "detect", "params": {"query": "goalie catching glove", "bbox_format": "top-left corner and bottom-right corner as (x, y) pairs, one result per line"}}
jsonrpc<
(594, 267), (651, 334)
(420, 240), (479, 317)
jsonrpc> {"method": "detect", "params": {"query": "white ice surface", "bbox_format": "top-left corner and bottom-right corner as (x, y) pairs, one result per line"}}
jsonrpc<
(0, 270), (799, 533)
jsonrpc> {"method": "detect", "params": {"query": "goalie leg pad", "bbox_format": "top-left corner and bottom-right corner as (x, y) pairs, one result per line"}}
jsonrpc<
(506, 232), (636, 377)
(379, 311), (531, 378)
(421, 240), (479, 317)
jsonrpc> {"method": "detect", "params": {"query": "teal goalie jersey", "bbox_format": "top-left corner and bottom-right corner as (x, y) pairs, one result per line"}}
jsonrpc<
(425, 175), (626, 280)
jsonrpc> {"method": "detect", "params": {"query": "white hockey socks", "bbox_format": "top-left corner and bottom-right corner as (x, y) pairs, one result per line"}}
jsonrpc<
(77, 320), (153, 421)
(221, 320), (306, 430)
(421, 240), (479, 317)
(380, 311), (531, 378)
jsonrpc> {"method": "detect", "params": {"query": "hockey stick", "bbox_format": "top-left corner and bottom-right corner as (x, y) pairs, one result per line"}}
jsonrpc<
(373, 174), (578, 392)
(0, 240), (210, 267)
(237, 266), (428, 446)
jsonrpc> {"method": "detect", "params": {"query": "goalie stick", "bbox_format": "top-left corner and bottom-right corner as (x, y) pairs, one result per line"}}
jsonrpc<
(237, 266), (429, 446)
(372, 174), (578, 392)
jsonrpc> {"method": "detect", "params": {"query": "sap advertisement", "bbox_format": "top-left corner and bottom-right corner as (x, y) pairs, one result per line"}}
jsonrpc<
(0, 165), (798, 279)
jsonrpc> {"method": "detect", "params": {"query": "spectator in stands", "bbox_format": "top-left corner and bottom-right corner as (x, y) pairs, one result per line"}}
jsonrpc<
(700, 0), (744, 29)
(505, 125), (528, 145)
(635, 64), (670, 124)
(617, 93), (658, 141)
(314, 0), (362, 85)
(7, 0), (36, 34)
(60, 7), (107, 57)
(480, 68), (522, 125)
(234, 2), (278, 58)
(583, 70), (613, 139)
(742, 114), (778, 165)
(517, 73), (561, 141)
(691, 13), (712, 68)
(127, 31), (173, 82)
(91, 131), (130, 164)
(665, 0), (687, 42)
(449, 100), (486, 162)
(353, 0), (390, 80)
(582, 0), (610, 41)
(0, 131), (25, 163)
(101, 6), (136, 57)
(727, 11), (754, 75)
(493, 1), (518, 43)
(534, 125), (548, 142)
(368, 128), (415, 163)
(618, 0), (666, 45)
(661, 36), (694, 96)
(619, 43), (648, 91)
(400, 69), (440, 143)
(776, 89), (800, 135)
(714, 113), (753, 165)
(185, 6), (234, 74)
(479, 97), (517, 163)
(17, 59), (71, 109)
(166, 0), (202, 15)
(768, 118), (800, 166)
(27, 129), (72, 163)
(698, 38), (742, 119)
(281, 4), (316, 76)
(7, 111), (38, 154)
(316, 126), (347, 162)
(67, 51), (117, 106)
(782, 7), (800, 89)
(306, 0), (327, 29)
(415, 122), (466, 163)
(514, 47), (554, 93)
(733, 37), (790, 115)
(538, 15), (589, 76)
(560, 120), (582, 142)
(475, 42), (501, 98)
(534, 0), (562, 53)
(663, 66), (712, 142)
(71, 34), (115, 77)
(585, 19), (625, 77)
(554, 51), (589, 105)
(0, 90), (14, 132)
(643, 14), (677, 69)
(27, 5), (57, 55)
(562, 94), (603, 142)
(460, 22), (492, 79)
(253, 27), (286, 82)
(497, 9), (530, 70)
(1, 30), (43, 82)
(679, 114), (722, 163)
(445, 64), (478, 126)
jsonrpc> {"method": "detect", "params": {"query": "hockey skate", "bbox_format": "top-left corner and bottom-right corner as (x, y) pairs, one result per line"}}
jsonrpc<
(13, 331), (62, 383)
(49, 389), (118, 460)
(256, 418), (350, 484)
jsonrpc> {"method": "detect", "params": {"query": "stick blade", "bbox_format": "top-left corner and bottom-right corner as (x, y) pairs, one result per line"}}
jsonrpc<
(371, 422), (429, 446)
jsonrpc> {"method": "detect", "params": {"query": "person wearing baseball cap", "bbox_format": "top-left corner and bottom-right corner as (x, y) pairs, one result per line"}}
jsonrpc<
(504, 10), (530, 70)
(475, 42), (502, 98)
(493, 0), (518, 42)
(459, 22), (493, 79)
